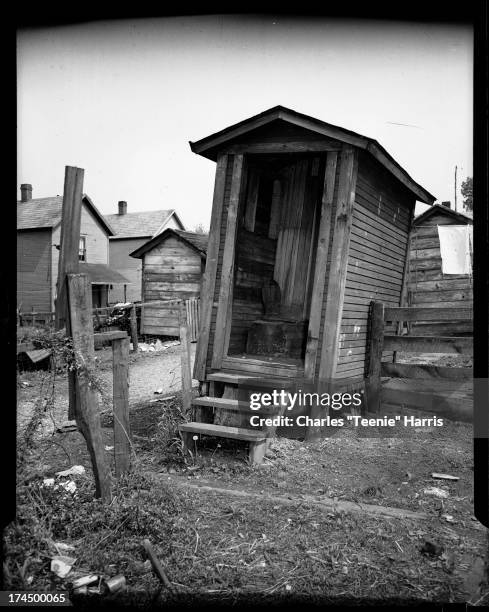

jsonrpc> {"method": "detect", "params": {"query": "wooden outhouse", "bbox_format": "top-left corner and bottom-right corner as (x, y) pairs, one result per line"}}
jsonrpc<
(406, 204), (473, 336)
(179, 106), (435, 457)
(130, 228), (207, 337)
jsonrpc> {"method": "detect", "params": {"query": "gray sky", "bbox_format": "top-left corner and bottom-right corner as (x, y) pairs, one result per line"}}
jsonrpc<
(17, 16), (473, 228)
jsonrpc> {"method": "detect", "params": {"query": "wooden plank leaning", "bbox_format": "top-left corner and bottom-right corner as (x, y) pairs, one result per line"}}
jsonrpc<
(67, 273), (111, 501)
(55, 166), (84, 421)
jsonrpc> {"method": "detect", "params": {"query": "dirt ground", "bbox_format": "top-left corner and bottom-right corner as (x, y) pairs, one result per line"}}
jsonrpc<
(11, 345), (489, 606)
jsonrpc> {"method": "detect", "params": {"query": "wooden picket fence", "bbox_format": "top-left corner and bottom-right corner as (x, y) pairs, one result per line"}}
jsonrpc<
(365, 302), (473, 422)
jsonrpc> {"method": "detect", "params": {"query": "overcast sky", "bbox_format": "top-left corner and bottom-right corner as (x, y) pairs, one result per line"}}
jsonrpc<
(17, 16), (473, 229)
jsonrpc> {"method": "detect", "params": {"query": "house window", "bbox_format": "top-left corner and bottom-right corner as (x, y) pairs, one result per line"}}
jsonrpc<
(79, 237), (87, 262)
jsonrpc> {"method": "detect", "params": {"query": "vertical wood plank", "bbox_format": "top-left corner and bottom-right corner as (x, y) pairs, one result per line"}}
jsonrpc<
(179, 301), (193, 413)
(243, 170), (259, 232)
(113, 336), (131, 477)
(67, 273), (111, 501)
(55, 167), (84, 330)
(130, 304), (138, 352)
(393, 204), (415, 362)
(365, 301), (385, 414)
(211, 154), (244, 370)
(55, 166), (84, 421)
(304, 152), (338, 378)
(319, 146), (359, 381)
(193, 154), (228, 380)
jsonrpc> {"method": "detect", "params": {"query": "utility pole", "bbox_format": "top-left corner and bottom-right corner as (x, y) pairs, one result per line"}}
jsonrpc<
(454, 165), (458, 212)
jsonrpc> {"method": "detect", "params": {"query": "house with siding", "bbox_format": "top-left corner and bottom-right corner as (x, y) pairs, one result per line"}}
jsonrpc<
(17, 184), (129, 314)
(406, 203), (473, 336)
(105, 201), (185, 304)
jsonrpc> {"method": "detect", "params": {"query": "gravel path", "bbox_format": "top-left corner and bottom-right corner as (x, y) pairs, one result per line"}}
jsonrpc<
(98, 342), (198, 405)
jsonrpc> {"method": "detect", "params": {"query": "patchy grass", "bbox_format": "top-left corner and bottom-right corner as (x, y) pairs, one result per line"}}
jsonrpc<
(10, 348), (488, 606)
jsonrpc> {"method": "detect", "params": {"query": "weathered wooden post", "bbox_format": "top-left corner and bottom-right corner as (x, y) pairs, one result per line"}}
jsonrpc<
(130, 304), (138, 352)
(67, 273), (111, 501)
(55, 166), (85, 421)
(365, 301), (385, 415)
(179, 301), (192, 413)
(113, 336), (131, 477)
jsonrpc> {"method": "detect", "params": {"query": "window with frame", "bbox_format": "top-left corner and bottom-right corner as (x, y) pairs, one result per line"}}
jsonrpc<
(79, 236), (87, 262)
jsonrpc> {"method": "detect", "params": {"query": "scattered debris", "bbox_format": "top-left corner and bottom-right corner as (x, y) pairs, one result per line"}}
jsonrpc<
(431, 473), (459, 481)
(443, 514), (456, 523)
(58, 480), (77, 494)
(143, 539), (175, 593)
(106, 575), (126, 594)
(51, 556), (76, 578)
(43, 478), (55, 487)
(420, 541), (444, 557)
(72, 575), (99, 589)
(56, 421), (78, 433)
(53, 542), (76, 554)
(56, 465), (86, 478)
(423, 487), (449, 499)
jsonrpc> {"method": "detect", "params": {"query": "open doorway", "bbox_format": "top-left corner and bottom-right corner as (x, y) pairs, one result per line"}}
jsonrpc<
(226, 154), (326, 373)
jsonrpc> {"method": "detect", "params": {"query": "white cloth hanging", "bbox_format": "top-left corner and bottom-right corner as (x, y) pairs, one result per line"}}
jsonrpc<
(437, 225), (472, 275)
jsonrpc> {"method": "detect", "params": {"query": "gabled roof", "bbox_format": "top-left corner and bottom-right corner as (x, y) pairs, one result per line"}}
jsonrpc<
(79, 262), (130, 285)
(17, 194), (115, 235)
(189, 105), (436, 204)
(413, 203), (473, 226)
(105, 209), (184, 240)
(129, 228), (208, 260)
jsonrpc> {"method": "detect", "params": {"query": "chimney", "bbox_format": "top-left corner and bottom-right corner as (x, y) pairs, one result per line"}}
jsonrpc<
(21, 184), (32, 202)
(118, 201), (127, 215)
(441, 201), (451, 209)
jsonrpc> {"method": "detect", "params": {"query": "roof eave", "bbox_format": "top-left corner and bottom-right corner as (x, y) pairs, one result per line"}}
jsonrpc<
(189, 106), (436, 204)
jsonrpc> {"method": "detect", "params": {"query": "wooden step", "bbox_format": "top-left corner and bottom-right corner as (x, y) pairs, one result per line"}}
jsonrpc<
(179, 422), (268, 465)
(193, 396), (278, 414)
(179, 422), (267, 442)
(207, 371), (292, 388)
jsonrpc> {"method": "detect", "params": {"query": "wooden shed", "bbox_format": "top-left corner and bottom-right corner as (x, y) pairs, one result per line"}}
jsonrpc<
(406, 204), (473, 336)
(179, 106), (436, 454)
(130, 228), (207, 337)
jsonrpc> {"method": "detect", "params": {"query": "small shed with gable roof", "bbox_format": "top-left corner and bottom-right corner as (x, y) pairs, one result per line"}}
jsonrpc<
(130, 228), (207, 337)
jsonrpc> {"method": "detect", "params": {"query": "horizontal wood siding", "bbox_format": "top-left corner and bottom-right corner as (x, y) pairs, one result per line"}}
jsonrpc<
(335, 152), (414, 379)
(109, 237), (148, 303)
(408, 214), (473, 335)
(17, 229), (52, 312)
(142, 236), (203, 336)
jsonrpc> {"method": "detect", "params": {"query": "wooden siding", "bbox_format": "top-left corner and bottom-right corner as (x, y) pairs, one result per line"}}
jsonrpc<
(17, 229), (52, 312)
(408, 212), (473, 335)
(51, 202), (110, 310)
(205, 155), (235, 371)
(142, 236), (203, 336)
(334, 152), (415, 379)
(109, 237), (148, 303)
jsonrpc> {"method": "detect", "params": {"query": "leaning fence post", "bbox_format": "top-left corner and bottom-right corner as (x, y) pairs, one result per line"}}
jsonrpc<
(67, 273), (111, 501)
(130, 304), (138, 352)
(113, 336), (131, 477)
(366, 301), (385, 415)
(179, 301), (192, 413)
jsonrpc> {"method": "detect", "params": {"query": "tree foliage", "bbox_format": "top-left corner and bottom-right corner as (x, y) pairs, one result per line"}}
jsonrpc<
(461, 177), (473, 211)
